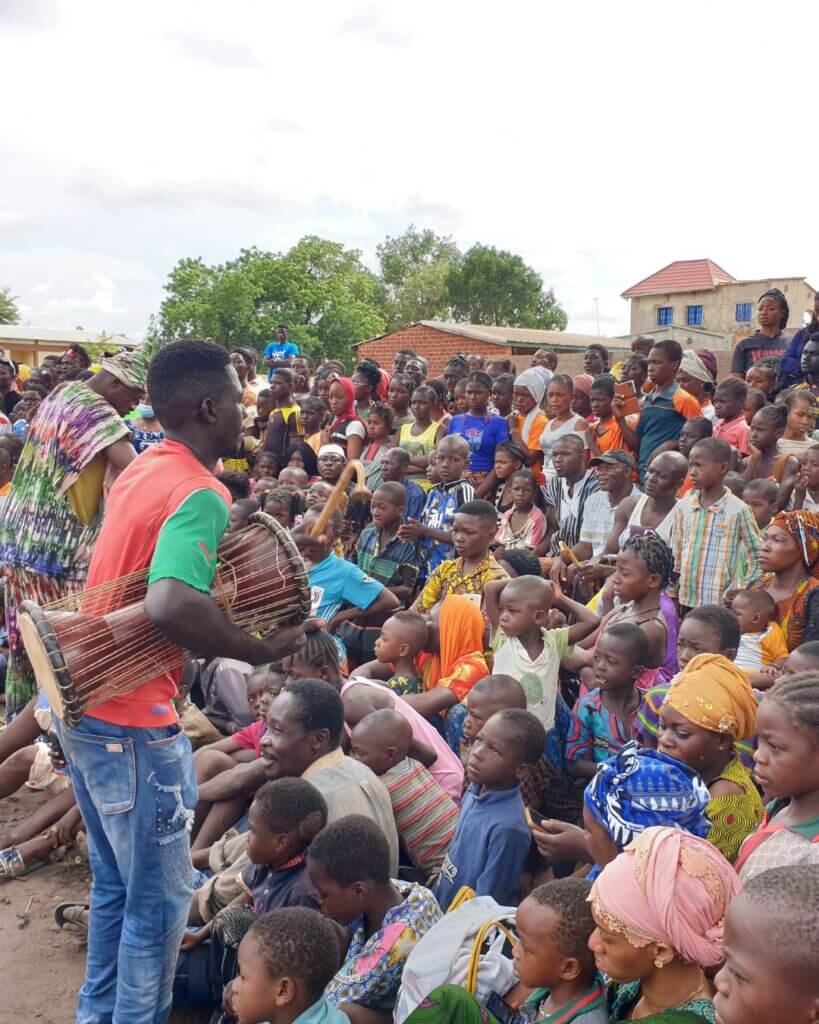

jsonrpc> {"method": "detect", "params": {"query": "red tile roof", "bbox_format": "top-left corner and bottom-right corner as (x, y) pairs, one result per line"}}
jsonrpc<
(621, 259), (736, 298)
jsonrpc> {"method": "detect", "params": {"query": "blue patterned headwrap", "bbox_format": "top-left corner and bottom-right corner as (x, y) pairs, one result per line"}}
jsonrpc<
(584, 741), (711, 851)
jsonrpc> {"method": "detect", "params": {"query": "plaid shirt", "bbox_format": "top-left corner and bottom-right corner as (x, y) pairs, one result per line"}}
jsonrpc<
(356, 526), (419, 589)
(672, 488), (761, 607)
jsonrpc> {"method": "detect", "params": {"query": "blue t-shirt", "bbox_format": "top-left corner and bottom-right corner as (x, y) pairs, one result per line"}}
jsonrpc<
(403, 479), (426, 522)
(308, 553), (383, 660)
(264, 340), (300, 379)
(434, 783), (530, 910)
(447, 414), (510, 471)
(419, 479), (475, 574)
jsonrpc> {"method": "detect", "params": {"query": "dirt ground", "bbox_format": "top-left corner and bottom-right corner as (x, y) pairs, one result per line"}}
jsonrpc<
(0, 790), (209, 1023)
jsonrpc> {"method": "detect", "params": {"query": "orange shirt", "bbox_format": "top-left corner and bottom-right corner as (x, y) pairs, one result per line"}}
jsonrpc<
(513, 411), (549, 484)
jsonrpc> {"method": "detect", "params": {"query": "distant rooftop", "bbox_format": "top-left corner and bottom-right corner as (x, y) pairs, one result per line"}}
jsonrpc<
(0, 325), (138, 348)
(357, 320), (626, 350)
(622, 259), (737, 298)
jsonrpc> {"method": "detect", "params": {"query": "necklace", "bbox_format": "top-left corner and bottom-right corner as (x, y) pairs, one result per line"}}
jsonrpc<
(634, 971), (707, 1016)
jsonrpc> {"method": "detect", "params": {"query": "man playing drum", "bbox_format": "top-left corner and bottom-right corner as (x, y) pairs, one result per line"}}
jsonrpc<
(53, 341), (311, 1023)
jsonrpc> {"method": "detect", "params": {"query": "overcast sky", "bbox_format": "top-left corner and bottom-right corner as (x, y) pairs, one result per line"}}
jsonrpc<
(2, 0), (817, 342)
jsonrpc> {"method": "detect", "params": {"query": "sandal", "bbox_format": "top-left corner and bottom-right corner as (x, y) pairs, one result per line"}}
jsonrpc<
(55, 901), (89, 931)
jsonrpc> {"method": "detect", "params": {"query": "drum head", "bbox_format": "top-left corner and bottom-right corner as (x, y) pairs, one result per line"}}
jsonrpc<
(246, 511), (312, 621)
(18, 602), (75, 723)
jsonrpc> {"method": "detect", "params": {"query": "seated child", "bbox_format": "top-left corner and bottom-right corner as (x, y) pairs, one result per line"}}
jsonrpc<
(398, 434), (475, 577)
(636, 604), (741, 750)
(732, 588), (788, 679)
(713, 377), (751, 455)
(742, 477), (778, 530)
(486, 576), (599, 731)
(566, 623), (647, 780)
(361, 401), (394, 490)
(714, 866), (819, 1024)
(461, 673), (583, 835)
(413, 499), (507, 614)
(350, 709), (458, 876)
(494, 470), (547, 553)
(735, 672), (819, 880)
(780, 639), (819, 677)
(356, 484), (419, 602)
(277, 465), (309, 491)
(374, 610), (428, 696)
(175, 778), (327, 1009)
(341, 677), (464, 802)
(435, 709), (546, 911)
(229, 497), (260, 533)
(792, 443), (819, 513)
(293, 506), (399, 664)
(229, 907), (348, 1024)
(307, 815), (442, 1016)
(381, 447), (426, 521)
(263, 487), (298, 528)
(658, 653), (764, 863)
(407, 878), (608, 1024)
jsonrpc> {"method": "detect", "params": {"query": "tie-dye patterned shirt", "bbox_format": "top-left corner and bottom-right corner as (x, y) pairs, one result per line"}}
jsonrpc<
(0, 381), (128, 579)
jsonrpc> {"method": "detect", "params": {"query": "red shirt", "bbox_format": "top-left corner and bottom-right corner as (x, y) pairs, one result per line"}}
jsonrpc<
(713, 415), (751, 457)
(85, 440), (231, 728)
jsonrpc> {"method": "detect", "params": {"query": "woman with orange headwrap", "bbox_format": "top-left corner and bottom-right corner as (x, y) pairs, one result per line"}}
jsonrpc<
(656, 653), (764, 862)
(404, 595), (489, 728)
(748, 508), (819, 650)
(589, 827), (741, 1022)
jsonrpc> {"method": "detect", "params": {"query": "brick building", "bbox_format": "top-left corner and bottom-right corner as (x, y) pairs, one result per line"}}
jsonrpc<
(353, 321), (629, 378)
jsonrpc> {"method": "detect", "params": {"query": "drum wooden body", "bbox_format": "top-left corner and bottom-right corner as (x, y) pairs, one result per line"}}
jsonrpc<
(19, 512), (310, 725)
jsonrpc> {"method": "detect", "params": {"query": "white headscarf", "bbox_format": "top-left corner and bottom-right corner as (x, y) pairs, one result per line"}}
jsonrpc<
(679, 350), (713, 384)
(514, 367), (550, 438)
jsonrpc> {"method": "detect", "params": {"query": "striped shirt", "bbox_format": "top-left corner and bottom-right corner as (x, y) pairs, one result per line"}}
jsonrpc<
(382, 757), (459, 874)
(672, 488), (761, 608)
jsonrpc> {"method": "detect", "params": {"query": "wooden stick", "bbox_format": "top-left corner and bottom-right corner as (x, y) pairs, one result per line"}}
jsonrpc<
(558, 541), (582, 568)
(310, 460), (370, 538)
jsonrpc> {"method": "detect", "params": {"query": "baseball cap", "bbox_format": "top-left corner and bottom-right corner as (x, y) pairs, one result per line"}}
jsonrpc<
(589, 449), (636, 469)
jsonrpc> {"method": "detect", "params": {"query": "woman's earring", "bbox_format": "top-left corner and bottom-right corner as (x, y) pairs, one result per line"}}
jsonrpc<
(654, 959), (665, 969)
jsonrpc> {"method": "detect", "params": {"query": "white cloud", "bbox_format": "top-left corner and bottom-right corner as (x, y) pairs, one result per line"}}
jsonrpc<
(0, 0), (816, 340)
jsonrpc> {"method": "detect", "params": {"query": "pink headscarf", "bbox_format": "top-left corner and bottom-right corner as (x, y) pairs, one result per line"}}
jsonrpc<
(589, 827), (741, 968)
(329, 376), (358, 431)
(573, 373), (593, 396)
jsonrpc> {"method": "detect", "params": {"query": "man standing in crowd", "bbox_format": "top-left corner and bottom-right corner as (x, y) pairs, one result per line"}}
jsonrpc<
(0, 349), (148, 719)
(53, 341), (310, 1022)
(263, 323), (300, 379)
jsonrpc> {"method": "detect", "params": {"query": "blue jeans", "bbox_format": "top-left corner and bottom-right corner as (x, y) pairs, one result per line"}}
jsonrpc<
(55, 715), (197, 1024)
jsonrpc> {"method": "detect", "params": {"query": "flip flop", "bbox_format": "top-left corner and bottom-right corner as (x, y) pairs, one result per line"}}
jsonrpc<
(54, 901), (89, 931)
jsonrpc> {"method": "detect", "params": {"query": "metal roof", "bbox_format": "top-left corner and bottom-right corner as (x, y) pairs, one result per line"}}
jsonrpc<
(621, 259), (737, 298)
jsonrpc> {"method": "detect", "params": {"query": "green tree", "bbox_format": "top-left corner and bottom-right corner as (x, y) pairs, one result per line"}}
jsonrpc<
(446, 244), (567, 329)
(156, 238), (385, 365)
(376, 225), (461, 327)
(0, 287), (20, 324)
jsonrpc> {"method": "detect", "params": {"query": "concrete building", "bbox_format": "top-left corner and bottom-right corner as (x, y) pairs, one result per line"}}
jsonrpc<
(622, 259), (815, 345)
(354, 321), (628, 377)
(0, 325), (138, 367)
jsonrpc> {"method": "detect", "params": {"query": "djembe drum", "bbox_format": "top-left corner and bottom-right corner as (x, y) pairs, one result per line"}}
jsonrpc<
(19, 512), (310, 725)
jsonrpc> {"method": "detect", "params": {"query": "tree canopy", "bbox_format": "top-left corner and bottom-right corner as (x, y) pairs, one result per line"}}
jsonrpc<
(155, 227), (566, 362)
(446, 245), (567, 330)
(0, 287), (20, 325)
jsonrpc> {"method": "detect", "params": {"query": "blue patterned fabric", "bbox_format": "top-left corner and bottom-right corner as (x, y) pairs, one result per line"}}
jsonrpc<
(584, 741), (710, 851)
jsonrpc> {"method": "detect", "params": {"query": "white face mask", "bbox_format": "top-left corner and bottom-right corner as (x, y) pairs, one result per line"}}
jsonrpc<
(136, 404), (155, 419)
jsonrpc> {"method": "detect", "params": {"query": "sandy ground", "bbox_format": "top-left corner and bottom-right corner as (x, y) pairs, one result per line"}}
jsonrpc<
(1, 789), (209, 1023)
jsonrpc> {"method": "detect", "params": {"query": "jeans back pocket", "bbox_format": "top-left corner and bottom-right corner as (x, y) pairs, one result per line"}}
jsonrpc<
(68, 732), (136, 815)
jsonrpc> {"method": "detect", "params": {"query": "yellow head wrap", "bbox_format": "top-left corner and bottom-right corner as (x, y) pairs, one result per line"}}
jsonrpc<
(663, 653), (758, 740)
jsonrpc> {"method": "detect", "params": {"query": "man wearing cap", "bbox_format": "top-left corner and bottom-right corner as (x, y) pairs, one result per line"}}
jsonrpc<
(0, 348), (149, 718)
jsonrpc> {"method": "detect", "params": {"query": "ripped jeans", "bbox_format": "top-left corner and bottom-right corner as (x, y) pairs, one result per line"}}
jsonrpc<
(55, 716), (197, 1024)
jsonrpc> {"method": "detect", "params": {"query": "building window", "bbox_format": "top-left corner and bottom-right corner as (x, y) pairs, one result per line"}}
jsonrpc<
(657, 306), (673, 326)
(736, 302), (753, 322)
(686, 305), (703, 326)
